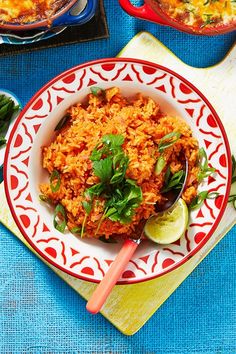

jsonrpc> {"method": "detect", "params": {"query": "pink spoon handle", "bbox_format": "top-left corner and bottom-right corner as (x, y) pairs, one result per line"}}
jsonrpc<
(86, 238), (140, 314)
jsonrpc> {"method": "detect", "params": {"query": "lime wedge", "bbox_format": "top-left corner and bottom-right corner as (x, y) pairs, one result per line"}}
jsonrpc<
(144, 199), (189, 244)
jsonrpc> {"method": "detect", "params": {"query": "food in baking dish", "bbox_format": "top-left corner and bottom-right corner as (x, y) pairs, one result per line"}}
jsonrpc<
(156, 0), (236, 30)
(0, 0), (68, 24)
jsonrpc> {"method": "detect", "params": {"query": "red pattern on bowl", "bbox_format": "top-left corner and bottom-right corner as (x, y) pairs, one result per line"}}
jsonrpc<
(4, 58), (232, 284)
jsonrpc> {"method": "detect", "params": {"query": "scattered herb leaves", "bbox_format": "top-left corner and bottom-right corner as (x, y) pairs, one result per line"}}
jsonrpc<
(50, 170), (61, 193)
(53, 203), (67, 233)
(190, 191), (219, 210)
(198, 147), (215, 182)
(155, 155), (166, 175)
(90, 87), (104, 97)
(162, 169), (185, 193)
(158, 132), (181, 153)
(39, 194), (53, 203)
(70, 226), (82, 234)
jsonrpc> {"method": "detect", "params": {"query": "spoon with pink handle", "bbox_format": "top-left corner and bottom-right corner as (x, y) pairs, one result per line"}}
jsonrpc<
(86, 157), (188, 314)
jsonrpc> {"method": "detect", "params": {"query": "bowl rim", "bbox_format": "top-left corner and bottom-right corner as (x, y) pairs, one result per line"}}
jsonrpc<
(0, 0), (78, 31)
(4, 57), (232, 284)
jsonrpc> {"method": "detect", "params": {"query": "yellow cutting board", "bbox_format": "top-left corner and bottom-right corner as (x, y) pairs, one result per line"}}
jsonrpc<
(0, 32), (235, 335)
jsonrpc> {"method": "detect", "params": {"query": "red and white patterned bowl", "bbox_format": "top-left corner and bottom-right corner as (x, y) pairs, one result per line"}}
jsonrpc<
(4, 58), (232, 284)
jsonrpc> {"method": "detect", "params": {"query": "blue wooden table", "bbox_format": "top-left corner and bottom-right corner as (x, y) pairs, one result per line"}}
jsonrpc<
(0, 1), (235, 352)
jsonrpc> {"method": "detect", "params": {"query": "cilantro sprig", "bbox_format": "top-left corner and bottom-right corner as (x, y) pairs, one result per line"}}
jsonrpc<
(82, 134), (142, 234)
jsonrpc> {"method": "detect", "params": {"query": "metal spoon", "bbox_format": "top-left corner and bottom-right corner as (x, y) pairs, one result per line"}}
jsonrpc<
(86, 156), (188, 314)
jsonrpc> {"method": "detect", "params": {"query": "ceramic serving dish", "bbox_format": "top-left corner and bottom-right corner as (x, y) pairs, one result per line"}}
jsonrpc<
(119, 0), (236, 35)
(4, 58), (231, 284)
(0, 0), (97, 31)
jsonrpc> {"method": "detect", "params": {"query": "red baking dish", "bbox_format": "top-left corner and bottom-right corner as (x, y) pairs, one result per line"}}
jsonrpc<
(119, 0), (236, 35)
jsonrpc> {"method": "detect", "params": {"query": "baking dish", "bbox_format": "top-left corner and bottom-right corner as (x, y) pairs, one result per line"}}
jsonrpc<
(119, 0), (236, 35)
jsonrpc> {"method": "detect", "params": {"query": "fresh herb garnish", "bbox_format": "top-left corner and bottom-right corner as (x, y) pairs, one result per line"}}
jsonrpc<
(189, 191), (219, 210)
(155, 155), (166, 175)
(82, 200), (93, 215)
(90, 87), (104, 97)
(83, 134), (142, 230)
(39, 194), (53, 203)
(70, 226), (82, 234)
(54, 113), (71, 131)
(198, 147), (216, 182)
(158, 132), (181, 153)
(0, 94), (20, 146)
(0, 136), (6, 147)
(53, 203), (67, 233)
(201, 14), (215, 28)
(50, 170), (61, 193)
(162, 168), (185, 193)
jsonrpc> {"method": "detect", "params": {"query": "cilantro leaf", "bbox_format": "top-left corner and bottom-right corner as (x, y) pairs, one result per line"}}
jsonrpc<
(93, 157), (113, 183)
(102, 134), (124, 148)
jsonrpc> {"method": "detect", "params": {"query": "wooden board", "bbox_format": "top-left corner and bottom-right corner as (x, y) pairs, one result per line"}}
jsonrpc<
(0, 31), (235, 335)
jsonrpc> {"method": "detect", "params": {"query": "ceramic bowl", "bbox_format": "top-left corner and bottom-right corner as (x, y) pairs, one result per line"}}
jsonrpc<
(4, 58), (232, 284)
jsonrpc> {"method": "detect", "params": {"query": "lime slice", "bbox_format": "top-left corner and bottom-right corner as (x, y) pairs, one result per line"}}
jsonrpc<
(144, 199), (189, 244)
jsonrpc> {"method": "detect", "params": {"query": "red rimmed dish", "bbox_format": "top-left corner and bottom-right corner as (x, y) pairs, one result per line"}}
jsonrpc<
(0, 0), (97, 31)
(4, 58), (231, 284)
(119, 0), (236, 35)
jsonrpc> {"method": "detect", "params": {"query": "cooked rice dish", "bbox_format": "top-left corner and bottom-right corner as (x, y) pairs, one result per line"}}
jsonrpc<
(40, 87), (200, 239)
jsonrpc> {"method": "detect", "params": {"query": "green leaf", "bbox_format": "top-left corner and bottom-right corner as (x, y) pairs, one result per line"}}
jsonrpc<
(207, 192), (220, 199)
(228, 194), (236, 203)
(155, 155), (166, 175)
(50, 170), (61, 193)
(158, 132), (181, 153)
(53, 204), (67, 233)
(189, 190), (219, 210)
(93, 157), (113, 182)
(85, 183), (104, 199)
(0, 95), (20, 146)
(90, 144), (103, 161)
(70, 226), (82, 234)
(232, 155), (236, 176)
(110, 172), (124, 184)
(82, 200), (92, 215)
(90, 86), (104, 96)
(162, 170), (185, 193)
(198, 147), (215, 182)
(39, 194), (52, 203)
(102, 134), (124, 148)
(0, 136), (6, 147)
